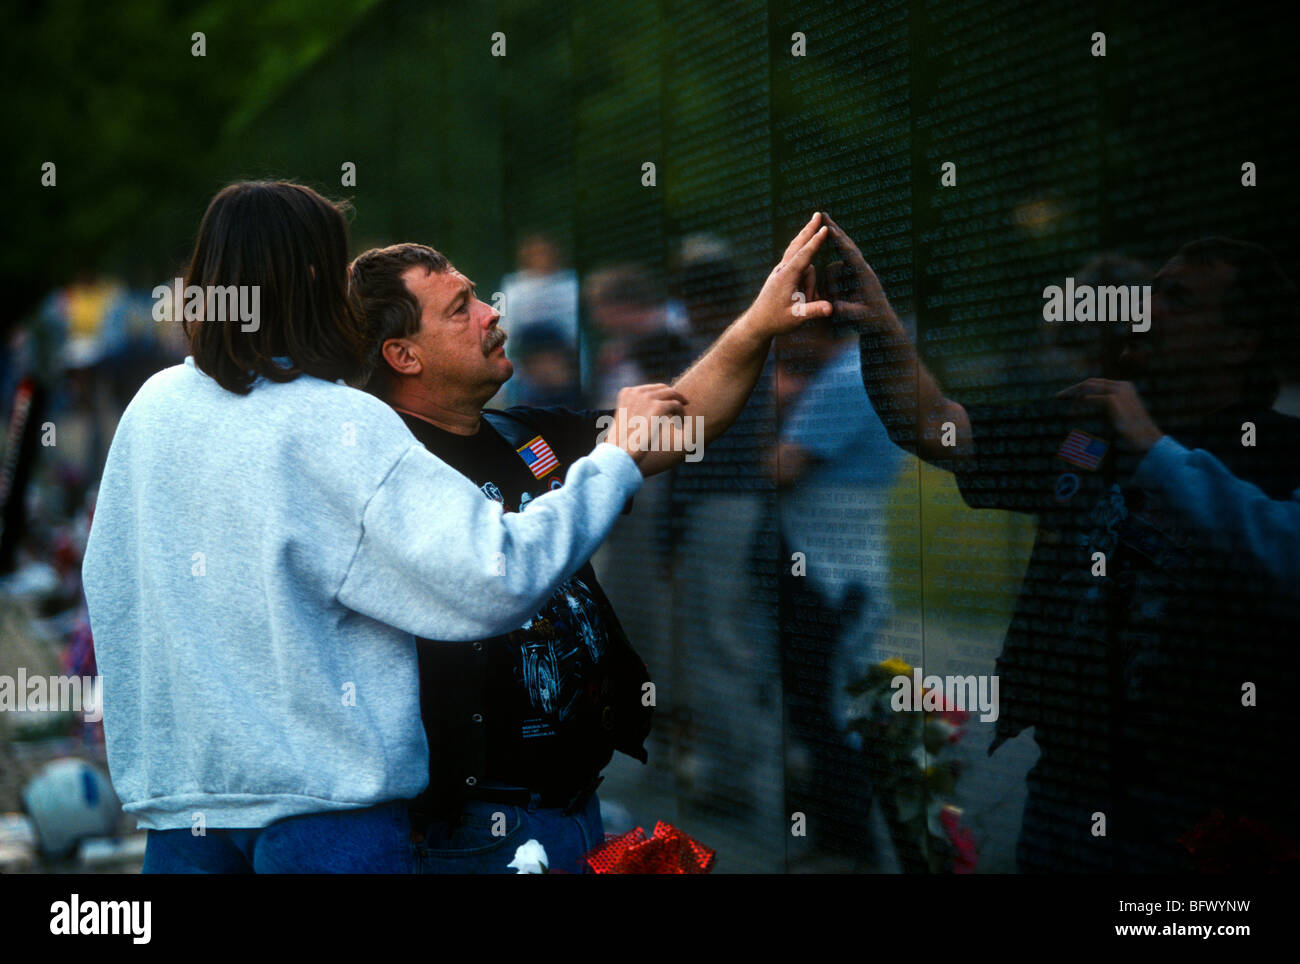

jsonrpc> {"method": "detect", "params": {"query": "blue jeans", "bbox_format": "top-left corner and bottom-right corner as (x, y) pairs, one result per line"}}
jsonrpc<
(141, 800), (413, 873)
(412, 791), (604, 874)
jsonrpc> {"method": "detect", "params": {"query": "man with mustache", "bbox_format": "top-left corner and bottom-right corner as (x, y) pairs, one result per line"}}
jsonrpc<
(841, 222), (1300, 872)
(349, 213), (831, 873)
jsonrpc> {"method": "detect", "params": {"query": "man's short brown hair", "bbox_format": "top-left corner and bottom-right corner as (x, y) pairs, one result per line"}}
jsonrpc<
(349, 243), (451, 398)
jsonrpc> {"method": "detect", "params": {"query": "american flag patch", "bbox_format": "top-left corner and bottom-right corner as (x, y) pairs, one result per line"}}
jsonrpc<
(517, 435), (559, 478)
(1057, 429), (1109, 471)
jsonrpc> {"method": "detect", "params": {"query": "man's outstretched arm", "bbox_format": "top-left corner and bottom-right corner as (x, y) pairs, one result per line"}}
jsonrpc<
(336, 383), (687, 640)
(635, 212), (833, 476)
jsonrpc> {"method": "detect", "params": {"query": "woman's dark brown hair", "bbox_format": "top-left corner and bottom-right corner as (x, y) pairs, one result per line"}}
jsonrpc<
(183, 180), (368, 394)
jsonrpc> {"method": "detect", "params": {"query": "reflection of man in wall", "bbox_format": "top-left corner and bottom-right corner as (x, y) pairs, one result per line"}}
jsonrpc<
(846, 221), (1300, 872)
(1033, 254), (1150, 388)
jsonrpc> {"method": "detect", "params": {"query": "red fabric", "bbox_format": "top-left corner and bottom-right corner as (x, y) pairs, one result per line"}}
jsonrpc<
(1180, 809), (1300, 873)
(583, 822), (715, 874)
(939, 806), (978, 874)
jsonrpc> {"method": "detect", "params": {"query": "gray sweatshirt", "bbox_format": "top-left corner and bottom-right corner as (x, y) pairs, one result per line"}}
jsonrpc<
(81, 358), (642, 830)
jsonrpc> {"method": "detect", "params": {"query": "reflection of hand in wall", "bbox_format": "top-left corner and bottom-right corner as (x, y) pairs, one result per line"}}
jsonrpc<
(1057, 378), (1164, 453)
(819, 213), (894, 327)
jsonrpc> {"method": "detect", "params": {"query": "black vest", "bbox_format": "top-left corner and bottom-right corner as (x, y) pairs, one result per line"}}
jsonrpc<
(415, 409), (653, 820)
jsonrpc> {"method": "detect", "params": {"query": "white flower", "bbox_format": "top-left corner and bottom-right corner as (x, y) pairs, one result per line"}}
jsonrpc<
(508, 839), (549, 874)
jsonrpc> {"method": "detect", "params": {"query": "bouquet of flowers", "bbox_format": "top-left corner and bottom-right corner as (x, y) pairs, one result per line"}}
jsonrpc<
(845, 658), (977, 873)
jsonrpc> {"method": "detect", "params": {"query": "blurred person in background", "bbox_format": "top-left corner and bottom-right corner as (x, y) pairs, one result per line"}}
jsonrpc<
(769, 310), (904, 868)
(660, 234), (784, 830)
(497, 232), (579, 408)
(0, 320), (51, 579)
(498, 233), (580, 341)
(584, 263), (693, 409)
(583, 261), (697, 817)
(0, 267), (132, 584)
(500, 320), (582, 409)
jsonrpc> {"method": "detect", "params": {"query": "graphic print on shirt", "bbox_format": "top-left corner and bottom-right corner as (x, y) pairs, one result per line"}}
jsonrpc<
(514, 575), (607, 732)
(1078, 482), (1196, 701)
(475, 477), (609, 737)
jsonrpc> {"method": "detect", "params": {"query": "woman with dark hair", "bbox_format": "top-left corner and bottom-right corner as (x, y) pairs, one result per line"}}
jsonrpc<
(182, 180), (372, 393)
(81, 181), (666, 872)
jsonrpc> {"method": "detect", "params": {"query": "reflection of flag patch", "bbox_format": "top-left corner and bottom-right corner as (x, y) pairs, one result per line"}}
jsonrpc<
(518, 435), (559, 478)
(1057, 430), (1108, 471)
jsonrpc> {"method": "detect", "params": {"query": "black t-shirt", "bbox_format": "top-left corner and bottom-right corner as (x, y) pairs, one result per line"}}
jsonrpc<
(951, 398), (1300, 839)
(398, 405), (643, 808)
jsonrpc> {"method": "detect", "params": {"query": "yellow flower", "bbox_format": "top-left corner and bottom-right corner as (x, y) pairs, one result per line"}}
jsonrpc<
(878, 658), (913, 677)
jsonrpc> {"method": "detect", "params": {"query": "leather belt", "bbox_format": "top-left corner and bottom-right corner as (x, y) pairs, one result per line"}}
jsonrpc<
(467, 774), (604, 816)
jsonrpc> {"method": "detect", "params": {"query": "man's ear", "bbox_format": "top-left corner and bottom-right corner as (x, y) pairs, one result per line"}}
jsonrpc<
(381, 338), (422, 377)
